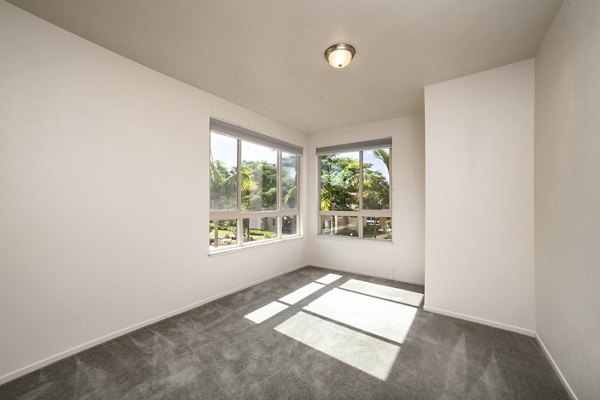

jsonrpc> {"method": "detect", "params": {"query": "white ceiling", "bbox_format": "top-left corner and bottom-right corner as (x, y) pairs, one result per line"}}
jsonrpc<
(8, 0), (563, 133)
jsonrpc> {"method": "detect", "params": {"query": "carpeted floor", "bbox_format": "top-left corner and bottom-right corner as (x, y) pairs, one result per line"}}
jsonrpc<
(0, 266), (570, 399)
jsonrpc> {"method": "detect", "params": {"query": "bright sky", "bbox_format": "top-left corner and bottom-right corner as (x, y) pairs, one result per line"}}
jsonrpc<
(211, 132), (277, 167)
(211, 132), (384, 181)
(211, 132), (237, 166)
(242, 141), (276, 164)
(364, 150), (389, 181)
(329, 150), (389, 181)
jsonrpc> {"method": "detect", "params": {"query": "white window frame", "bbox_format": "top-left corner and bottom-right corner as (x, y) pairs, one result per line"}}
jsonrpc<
(317, 141), (392, 240)
(209, 119), (301, 253)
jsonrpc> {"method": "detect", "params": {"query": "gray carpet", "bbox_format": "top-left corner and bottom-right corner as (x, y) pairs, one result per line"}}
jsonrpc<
(0, 266), (570, 399)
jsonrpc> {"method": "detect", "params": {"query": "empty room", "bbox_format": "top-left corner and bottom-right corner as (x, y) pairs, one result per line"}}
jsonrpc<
(0, 0), (598, 399)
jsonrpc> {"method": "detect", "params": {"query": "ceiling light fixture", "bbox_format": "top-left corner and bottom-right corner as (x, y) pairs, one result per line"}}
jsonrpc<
(324, 43), (356, 69)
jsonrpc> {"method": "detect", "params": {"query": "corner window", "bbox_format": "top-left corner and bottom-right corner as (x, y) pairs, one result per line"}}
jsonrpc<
(318, 139), (391, 240)
(209, 118), (302, 252)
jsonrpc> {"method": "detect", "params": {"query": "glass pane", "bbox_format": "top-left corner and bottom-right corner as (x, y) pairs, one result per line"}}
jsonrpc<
(320, 152), (359, 211)
(243, 217), (277, 242)
(210, 219), (237, 248)
(209, 220), (216, 248)
(281, 153), (298, 209)
(241, 141), (278, 211)
(320, 215), (358, 237)
(363, 217), (392, 240)
(363, 148), (390, 210)
(282, 215), (298, 237)
(210, 132), (238, 211)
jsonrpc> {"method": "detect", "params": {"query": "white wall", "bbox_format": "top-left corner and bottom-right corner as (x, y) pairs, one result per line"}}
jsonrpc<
(0, 1), (308, 382)
(424, 60), (536, 335)
(307, 116), (425, 285)
(534, 1), (600, 398)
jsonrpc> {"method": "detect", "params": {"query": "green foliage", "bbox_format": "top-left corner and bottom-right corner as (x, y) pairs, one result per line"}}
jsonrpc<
(320, 149), (390, 211)
(220, 221), (236, 234)
(241, 161), (277, 211)
(371, 148), (389, 170)
(249, 229), (276, 239)
(209, 159), (237, 210)
(362, 164), (389, 209)
(335, 227), (358, 236)
(281, 156), (298, 209)
(210, 157), (297, 211)
(320, 155), (360, 211)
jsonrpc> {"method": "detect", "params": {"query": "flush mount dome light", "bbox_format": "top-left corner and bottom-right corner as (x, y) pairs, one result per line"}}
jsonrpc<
(324, 43), (356, 69)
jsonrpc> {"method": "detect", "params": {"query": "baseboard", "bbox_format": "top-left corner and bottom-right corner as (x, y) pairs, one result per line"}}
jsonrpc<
(308, 263), (425, 286)
(423, 305), (536, 337)
(0, 263), (307, 386)
(535, 334), (578, 400)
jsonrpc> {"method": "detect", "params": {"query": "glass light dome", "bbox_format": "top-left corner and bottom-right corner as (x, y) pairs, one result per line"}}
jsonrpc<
(324, 43), (356, 69)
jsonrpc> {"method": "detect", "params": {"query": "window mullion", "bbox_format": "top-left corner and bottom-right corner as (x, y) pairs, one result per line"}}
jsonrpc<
(237, 139), (242, 245)
(389, 146), (393, 213)
(277, 151), (282, 239)
(317, 156), (322, 234)
(359, 150), (364, 211)
(214, 220), (218, 248)
(358, 150), (364, 238)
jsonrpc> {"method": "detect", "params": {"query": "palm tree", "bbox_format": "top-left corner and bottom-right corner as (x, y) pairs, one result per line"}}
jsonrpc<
(241, 160), (278, 210)
(210, 158), (237, 209)
(362, 148), (390, 209)
(320, 155), (360, 211)
(372, 148), (390, 171)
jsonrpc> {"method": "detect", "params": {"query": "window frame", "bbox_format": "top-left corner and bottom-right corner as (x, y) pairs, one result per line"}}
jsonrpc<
(209, 125), (301, 253)
(317, 145), (392, 240)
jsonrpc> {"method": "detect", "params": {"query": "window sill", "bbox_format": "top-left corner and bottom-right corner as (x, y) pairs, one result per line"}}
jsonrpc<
(208, 235), (304, 257)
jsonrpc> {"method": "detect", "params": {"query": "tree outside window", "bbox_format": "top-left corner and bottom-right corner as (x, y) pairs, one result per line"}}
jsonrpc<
(210, 130), (300, 251)
(319, 146), (391, 240)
